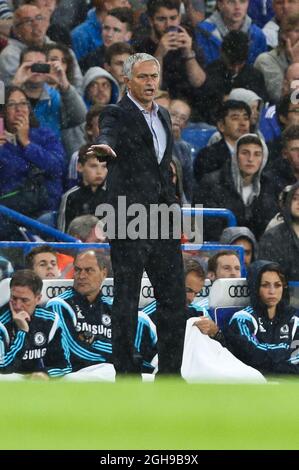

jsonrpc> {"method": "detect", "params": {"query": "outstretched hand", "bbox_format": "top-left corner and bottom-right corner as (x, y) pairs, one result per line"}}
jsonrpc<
(87, 144), (117, 161)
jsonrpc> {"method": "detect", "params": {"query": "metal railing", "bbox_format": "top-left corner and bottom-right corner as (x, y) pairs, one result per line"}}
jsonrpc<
(0, 205), (77, 242)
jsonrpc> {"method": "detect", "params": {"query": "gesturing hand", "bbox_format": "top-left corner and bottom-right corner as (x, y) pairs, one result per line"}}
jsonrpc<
(14, 113), (30, 147)
(193, 317), (219, 337)
(10, 301), (30, 333)
(46, 60), (70, 92)
(12, 61), (35, 87)
(87, 144), (117, 161)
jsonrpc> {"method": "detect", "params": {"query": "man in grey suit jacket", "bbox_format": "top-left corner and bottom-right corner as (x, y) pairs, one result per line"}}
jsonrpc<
(88, 53), (186, 376)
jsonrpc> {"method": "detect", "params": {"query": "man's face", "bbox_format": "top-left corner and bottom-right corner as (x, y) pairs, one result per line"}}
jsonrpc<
(33, 0), (57, 20)
(102, 15), (132, 47)
(87, 77), (112, 105)
(250, 100), (260, 127)
(14, 5), (48, 46)
(218, 108), (250, 142)
(185, 271), (205, 306)
(274, 0), (299, 20)
(32, 252), (60, 279)
(237, 143), (263, 179)
(105, 53), (130, 84)
(125, 60), (160, 107)
(291, 188), (299, 218)
(169, 99), (191, 137)
(282, 64), (299, 95)
(218, 0), (248, 27)
(10, 286), (41, 316)
(74, 252), (106, 300)
(78, 157), (107, 188)
(213, 254), (241, 280)
(22, 50), (47, 85)
(283, 24), (299, 47)
(150, 7), (180, 39)
(284, 103), (299, 126)
(232, 238), (253, 267)
(283, 139), (299, 173)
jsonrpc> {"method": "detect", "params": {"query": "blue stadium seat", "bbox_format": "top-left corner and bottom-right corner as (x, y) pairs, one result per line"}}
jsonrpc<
(214, 306), (242, 330)
(181, 124), (216, 157)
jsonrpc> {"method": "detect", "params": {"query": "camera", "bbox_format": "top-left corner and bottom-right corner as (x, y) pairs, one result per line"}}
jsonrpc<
(31, 63), (50, 73)
(166, 26), (179, 32)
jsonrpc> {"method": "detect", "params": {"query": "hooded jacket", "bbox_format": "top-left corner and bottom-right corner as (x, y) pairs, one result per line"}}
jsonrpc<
(258, 182), (299, 281)
(196, 10), (267, 65)
(194, 134), (278, 240)
(228, 88), (264, 136)
(207, 89), (265, 145)
(226, 260), (299, 374)
(219, 226), (258, 261)
(82, 67), (120, 109)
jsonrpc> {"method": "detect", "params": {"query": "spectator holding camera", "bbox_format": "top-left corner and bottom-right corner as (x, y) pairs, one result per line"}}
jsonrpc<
(133, 0), (206, 103)
(12, 45), (86, 159)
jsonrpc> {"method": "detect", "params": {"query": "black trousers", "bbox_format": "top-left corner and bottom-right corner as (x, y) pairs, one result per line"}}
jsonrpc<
(110, 237), (186, 375)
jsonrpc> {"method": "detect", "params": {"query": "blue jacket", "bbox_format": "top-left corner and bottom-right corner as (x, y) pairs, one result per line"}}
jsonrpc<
(0, 127), (65, 211)
(71, 8), (103, 61)
(34, 84), (62, 138)
(196, 13), (267, 65)
(248, 0), (274, 28)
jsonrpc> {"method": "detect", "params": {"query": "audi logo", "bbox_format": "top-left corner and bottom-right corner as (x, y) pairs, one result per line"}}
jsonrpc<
(228, 285), (249, 298)
(101, 285), (114, 297)
(46, 286), (72, 298)
(141, 286), (155, 298)
(198, 286), (210, 298)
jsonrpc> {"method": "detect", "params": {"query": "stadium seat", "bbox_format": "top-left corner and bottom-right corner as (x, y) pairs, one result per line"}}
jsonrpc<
(208, 278), (249, 327)
(0, 277), (157, 309)
(181, 125), (216, 157)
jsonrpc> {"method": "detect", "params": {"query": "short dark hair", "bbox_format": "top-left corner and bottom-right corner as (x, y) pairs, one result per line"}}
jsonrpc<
(216, 99), (251, 123)
(236, 134), (263, 154)
(221, 31), (249, 65)
(259, 263), (287, 288)
(10, 269), (43, 295)
(277, 92), (292, 123)
(147, 0), (180, 17)
(107, 7), (134, 31)
(78, 144), (96, 165)
(282, 124), (299, 148)
(105, 42), (134, 65)
(184, 258), (205, 279)
(20, 45), (46, 64)
(45, 42), (75, 84)
(208, 250), (240, 274)
(74, 249), (107, 271)
(25, 245), (58, 270)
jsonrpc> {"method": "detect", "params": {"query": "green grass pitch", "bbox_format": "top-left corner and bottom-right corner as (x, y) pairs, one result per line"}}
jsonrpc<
(0, 378), (299, 449)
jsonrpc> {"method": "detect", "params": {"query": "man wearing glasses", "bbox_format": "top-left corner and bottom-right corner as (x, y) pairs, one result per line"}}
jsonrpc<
(0, 4), (83, 89)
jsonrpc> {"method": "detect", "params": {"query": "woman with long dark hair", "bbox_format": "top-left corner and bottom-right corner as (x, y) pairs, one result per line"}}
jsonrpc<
(226, 259), (299, 374)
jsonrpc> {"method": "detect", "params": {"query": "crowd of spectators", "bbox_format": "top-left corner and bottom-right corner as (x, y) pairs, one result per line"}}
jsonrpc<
(0, 0), (299, 379)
